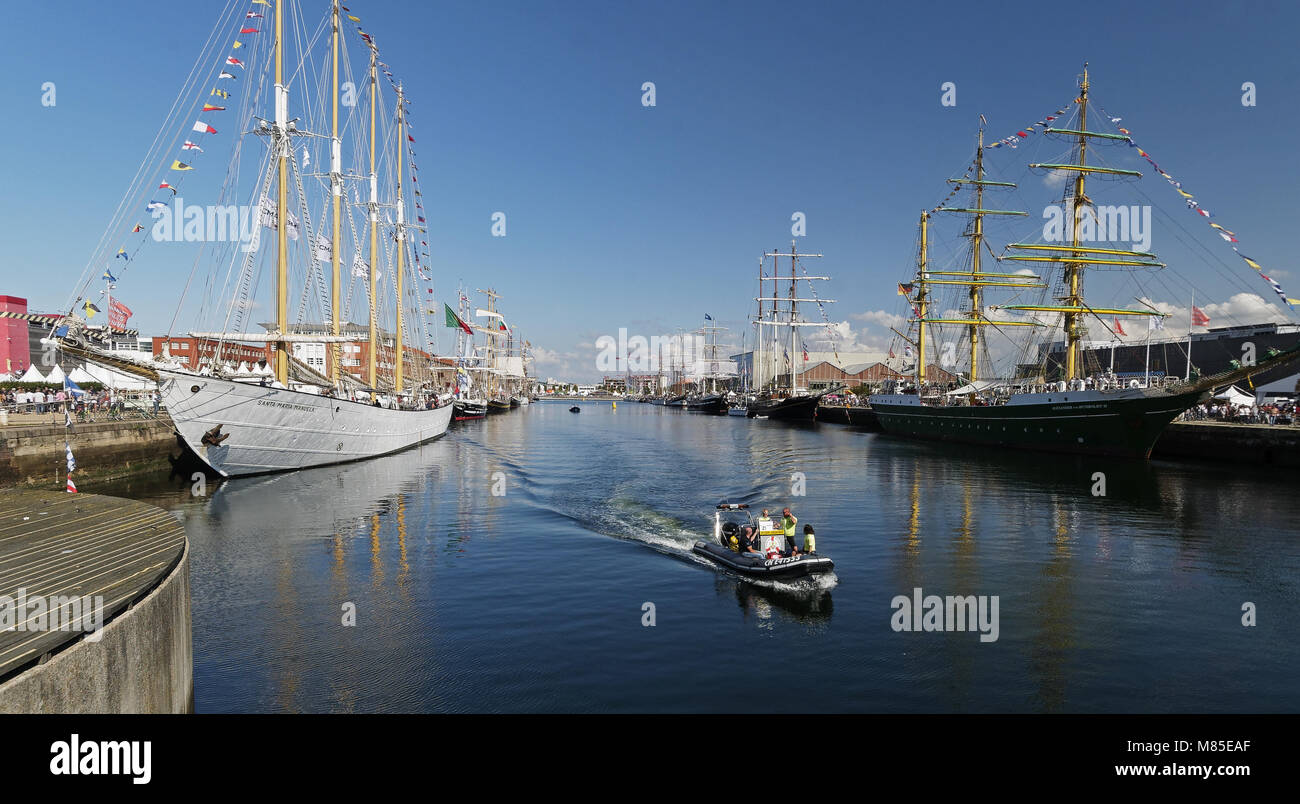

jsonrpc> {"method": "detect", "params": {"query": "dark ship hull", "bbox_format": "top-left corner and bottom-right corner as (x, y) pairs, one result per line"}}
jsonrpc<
(870, 387), (1207, 459)
(685, 394), (729, 415)
(452, 400), (487, 420)
(747, 394), (821, 421)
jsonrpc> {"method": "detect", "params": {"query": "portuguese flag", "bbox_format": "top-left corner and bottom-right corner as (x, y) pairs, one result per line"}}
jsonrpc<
(444, 304), (473, 334)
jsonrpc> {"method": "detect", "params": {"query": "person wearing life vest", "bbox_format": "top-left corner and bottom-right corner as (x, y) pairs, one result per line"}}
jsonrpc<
(781, 507), (798, 555)
(803, 523), (816, 554)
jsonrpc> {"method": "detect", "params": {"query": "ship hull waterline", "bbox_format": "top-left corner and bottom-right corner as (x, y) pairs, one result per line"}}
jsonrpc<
(869, 388), (1208, 459)
(159, 369), (453, 478)
(747, 394), (821, 421)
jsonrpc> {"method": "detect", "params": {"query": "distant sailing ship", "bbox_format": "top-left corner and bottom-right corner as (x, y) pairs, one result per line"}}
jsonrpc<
(748, 242), (836, 420)
(56, 0), (455, 476)
(685, 316), (729, 414)
(870, 66), (1300, 459)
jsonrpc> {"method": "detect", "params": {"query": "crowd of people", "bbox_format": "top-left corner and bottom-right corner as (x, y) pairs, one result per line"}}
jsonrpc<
(1179, 400), (1295, 426)
(2, 387), (162, 419)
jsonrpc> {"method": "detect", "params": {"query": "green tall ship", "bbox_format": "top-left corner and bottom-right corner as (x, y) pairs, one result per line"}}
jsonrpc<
(870, 67), (1300, 459)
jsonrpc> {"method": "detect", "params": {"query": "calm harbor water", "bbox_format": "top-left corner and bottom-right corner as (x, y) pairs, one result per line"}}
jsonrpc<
(94, 401), (1299, 712)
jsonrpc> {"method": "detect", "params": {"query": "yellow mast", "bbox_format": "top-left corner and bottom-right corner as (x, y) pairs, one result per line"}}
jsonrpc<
(916, 211), (928, 387)
(366, 48), (379, 390)
(273, 0), (289, 385)
(394, 84), (405, 395)
(329, 0), (341, 384)
(969, 126), (985, 385)
(1064, 65), (1090, 381)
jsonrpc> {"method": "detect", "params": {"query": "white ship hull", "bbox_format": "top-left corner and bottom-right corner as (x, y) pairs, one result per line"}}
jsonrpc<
(159, 369), (453, 477)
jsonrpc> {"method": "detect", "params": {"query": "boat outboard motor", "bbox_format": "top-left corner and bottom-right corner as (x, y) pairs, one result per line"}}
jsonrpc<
(720, 521), (739, 547)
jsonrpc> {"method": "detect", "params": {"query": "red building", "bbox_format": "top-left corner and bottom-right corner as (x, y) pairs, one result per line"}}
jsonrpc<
(0, 295), (32, 375)
(152, 327), (450, 389)
(153, 336), (271, 371)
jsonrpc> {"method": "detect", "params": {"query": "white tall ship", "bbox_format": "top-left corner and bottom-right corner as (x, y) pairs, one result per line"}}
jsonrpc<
(57, 0), (452, 477)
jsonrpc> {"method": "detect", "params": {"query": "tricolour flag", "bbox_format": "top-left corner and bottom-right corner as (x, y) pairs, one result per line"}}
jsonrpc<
(159, 182), (177, 194)
(445, 304), (474, 334)
(131, 223), (143, 233)
(202, 103), (226, 112)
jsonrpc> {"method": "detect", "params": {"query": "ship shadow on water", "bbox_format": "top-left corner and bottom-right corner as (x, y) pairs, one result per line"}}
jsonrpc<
(876, 434), (1164, 509)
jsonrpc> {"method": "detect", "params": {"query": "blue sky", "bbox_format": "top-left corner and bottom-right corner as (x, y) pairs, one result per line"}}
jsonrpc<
(1, 0), (1297, 380)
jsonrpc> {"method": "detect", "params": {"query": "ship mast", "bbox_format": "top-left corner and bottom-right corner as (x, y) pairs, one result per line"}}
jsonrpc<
(366, 48), (379, 390)
(915, 211), (929, 388)
(928, 123), (1038, 393)
(394, 84), (406, 395)
(970, 126), (985, 383)
(273, 0), (290, 385)
(1001, 67), (1164, 375)
(1064, 66), (1091, 381)
(329, 0), (342, 385)
(756, 243), (827, 395)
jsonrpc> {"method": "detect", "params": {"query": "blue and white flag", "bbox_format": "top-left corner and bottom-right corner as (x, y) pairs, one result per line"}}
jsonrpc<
(65, 443), (76, 474)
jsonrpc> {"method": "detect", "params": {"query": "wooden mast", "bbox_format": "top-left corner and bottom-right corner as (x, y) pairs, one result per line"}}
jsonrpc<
(916, 211), (929, 388)
(366, 48), (379, 390)
(273, 0), (289, 385)
(329, 0), (342, 384)
(789, 240), (798, 395)
(1064, 65), (1090, 382)
(394, 84), (405, 395)
(969, 125), (985, 385)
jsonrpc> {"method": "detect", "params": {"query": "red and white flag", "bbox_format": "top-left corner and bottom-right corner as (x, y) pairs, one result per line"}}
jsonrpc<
(193, 120), (217, 134)
(226, 57), (245, 69)
(66, 475), (78, 493)
(183, 140), (203, 151)
(1192, 306), (1211, 327)
(1113, 318), (1126, 337)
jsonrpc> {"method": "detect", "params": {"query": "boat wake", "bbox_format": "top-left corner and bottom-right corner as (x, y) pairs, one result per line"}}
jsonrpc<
(551, 495), (840, 591)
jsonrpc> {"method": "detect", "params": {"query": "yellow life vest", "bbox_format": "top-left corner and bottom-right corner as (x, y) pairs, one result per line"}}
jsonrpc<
(782, 515), (797, 539)
(804, 533), (816, 553)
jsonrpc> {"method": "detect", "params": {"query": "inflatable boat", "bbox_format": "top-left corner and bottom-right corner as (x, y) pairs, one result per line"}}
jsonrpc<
(691, 503), (833, 579)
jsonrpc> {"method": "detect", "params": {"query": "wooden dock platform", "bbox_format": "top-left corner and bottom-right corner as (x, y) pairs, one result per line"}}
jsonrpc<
(0, 489), (185, 679)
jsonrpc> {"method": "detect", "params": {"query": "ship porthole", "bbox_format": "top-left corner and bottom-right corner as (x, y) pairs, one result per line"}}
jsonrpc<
(190, 385), (200, 393)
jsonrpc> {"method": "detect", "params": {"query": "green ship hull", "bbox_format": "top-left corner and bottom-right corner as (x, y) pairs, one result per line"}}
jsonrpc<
(870, 388), (1208, 459)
